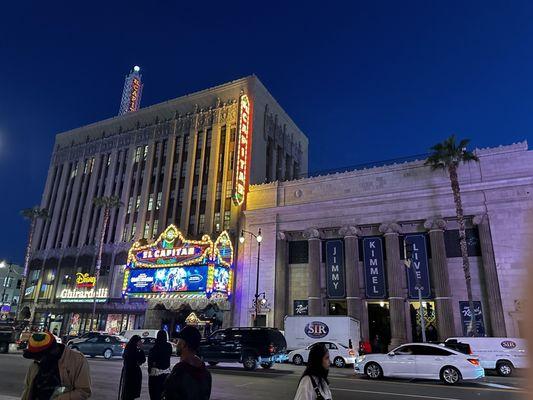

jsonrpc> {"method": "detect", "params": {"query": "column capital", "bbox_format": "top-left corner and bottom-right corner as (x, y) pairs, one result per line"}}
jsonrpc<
(303, 227), (321, 240)
(276, 231), (287, 241)
(339, 225), (361, 238)
(379, 222), (402, 235)
(473, 214), (488, 226)
(423, 218), (447, 231)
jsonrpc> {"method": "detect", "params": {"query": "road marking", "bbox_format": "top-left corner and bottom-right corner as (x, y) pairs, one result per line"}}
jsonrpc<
(329, 376), (527, 393)
(331, 387), (460, 400)
(236, 382), (255, 387)
(476, 382), (521, 390)
(0, 396), (20, 400)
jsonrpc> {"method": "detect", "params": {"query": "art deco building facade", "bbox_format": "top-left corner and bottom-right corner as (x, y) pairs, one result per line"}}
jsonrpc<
(236, 142), (532, 347)
(23, 75), (308, 335)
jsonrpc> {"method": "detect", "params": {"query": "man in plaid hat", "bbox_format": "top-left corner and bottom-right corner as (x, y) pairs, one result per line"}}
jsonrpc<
(21, 331), (91, 399)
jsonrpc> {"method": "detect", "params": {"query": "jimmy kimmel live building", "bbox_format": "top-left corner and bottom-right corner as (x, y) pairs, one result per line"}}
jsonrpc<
(23, 75), (308, 336)
(236, 142), (532, 348)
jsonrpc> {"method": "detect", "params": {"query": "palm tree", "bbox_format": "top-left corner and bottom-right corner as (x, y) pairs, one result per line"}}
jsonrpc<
(425, 135), (479, 335)
(90, 195), (123, 328)
(19, 207), (50, 317)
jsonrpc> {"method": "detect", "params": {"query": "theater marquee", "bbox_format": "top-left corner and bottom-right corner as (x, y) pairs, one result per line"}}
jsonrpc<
(123, 225), (234, 300)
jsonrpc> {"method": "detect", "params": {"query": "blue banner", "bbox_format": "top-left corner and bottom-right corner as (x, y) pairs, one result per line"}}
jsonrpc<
(127, 266), (208, 293)
(362, 237), (386, 298)
(459, 301), (486, 336)
(325, 240), (346, 298)
(405, 234), (431, 299)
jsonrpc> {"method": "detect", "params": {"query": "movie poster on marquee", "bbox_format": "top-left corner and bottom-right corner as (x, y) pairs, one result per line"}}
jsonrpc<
(325, 240), (346, 299)
(127, 266), (209, 293)
(404, 234), (431, 299)
(362, 237), (386, 298)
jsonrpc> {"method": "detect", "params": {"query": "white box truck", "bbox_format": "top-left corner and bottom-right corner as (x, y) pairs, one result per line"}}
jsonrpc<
(284, 316), (360, 351)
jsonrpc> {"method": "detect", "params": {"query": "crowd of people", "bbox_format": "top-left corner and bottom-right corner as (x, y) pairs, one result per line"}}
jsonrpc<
(19, 328), (338, 400)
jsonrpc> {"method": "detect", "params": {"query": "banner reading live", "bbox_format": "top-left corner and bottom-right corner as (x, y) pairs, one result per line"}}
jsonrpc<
(404, 234), (431, 299)
(362, 237), (386, 298)
(325, 240), (346, 298)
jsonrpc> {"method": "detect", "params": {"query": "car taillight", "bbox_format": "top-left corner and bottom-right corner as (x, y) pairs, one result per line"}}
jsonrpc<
(348, 349), (356, 356)
(269, 344), (275, 354)
(467, 358), (480, 366)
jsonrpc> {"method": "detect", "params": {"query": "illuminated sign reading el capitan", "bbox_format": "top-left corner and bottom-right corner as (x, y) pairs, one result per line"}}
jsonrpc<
(129, 77), (141, 112)
(232, 94), (252, 206)
(123, 225), (234, 299)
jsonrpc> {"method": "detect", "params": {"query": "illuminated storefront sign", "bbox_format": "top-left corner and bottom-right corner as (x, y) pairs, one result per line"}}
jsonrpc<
(124, 225), (234, 299)
(75, 272), (96, 288)
(232, 94), (252, 206)
(129, 77), (141, 112)
(59, 288), (108, 303)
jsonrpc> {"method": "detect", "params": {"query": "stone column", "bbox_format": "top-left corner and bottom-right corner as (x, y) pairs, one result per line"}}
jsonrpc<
(379, 222), (407, 349)
(473, 214), (507, 336)
(424, 218), (455, 340)
(274, 231), (288, 329)
(339, 225), (362, 324)
(304, 228), (321, 316)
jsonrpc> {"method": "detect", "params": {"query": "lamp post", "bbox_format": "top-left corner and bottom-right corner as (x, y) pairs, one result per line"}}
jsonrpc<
(403, 240), (427, 343)
(239, 228), (264, 326)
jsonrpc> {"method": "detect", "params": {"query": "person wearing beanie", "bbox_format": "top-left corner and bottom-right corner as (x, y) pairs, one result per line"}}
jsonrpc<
(162, 325), (211, 400)
(21, 331), (91, 400)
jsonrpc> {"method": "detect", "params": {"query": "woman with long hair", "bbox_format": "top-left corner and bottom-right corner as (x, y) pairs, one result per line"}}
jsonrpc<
(119, 335), (146, 400)
(294, 343), (332, 400)
(148, 330), (173, 400)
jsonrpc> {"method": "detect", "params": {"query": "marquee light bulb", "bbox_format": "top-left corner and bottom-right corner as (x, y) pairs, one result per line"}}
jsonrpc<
(133, 65), (140, 72)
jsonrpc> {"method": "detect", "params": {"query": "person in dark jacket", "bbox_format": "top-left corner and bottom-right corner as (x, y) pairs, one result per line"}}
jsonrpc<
(120, 335), (146, 400)
(162, 326), (211, 400)
(148, 330), (173, 400)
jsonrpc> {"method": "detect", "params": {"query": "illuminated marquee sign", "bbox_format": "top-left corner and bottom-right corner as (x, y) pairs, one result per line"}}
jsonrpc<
(232, 94), (252, 206)
(129, 77), (141, 112)
(124, 225), (234, 299)
(60, 288), (108, 303)
(75, 272), (96, 288)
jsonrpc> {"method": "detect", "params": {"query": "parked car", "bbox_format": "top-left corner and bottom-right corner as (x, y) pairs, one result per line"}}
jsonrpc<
(354, 343), (484, 385)
(288, 341), (357, 367)
(0, 329), (16, 353)
(446, 337), (528, 377)
(69, 334), (127, 359)
(198, 327), (288, 370)
(120, 329), (159, 340)
(140, 336), (177, 355)
(67, 331), (104, 347)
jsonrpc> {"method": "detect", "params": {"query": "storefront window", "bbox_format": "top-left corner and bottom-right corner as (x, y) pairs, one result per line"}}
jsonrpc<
(106, 314), (122, 334)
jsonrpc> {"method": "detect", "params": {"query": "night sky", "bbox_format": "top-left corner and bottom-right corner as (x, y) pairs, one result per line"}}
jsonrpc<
(1, 1), (533, 263)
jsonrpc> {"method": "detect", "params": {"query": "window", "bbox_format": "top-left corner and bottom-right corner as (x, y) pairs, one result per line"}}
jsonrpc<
(230, 127), (236, 141)
(210, 331), (226, 341)
(223, 211), (231, 230)
(143, 222), (151, 239)
(411, 345), (452, 356)
(327, 343), (338, 350)
(198, 214), (206, 233)
(213, 212), (221, 232)
(153, 219), (159, 236)
(147, 194), (154, 211)
(2, 276), (13, 288)
(395, 345), (415, 355)
(135, 195), (141, 211)
(127, 197), (133, 214)
(71, 164), (78, 179)
(289, 241), (309, 264)
(143, 145), (149, 160)
(225, 182), (233, 199)
(134, 146), (142, 163)
(122, 226), (129, 242)
(156, 192), (162, 210)
(216, 183), (222, 200)
(229, 151), (234, 170)
(1, 293), (8, 302)
(131, 225), (136, 239)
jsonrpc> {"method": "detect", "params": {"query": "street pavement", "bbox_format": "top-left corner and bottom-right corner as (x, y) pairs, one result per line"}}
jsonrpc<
(0, 353), (528, 400)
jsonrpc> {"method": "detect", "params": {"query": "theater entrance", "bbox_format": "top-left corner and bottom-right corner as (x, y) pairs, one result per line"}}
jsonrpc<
(368, 302), (390, 353)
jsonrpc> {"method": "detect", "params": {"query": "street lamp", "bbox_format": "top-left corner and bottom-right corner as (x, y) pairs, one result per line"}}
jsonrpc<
(239, 228), (264, 326)
(403, 241), (426, 343)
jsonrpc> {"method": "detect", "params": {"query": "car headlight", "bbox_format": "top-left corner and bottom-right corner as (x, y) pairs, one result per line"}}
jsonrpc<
(356, 355), (366, 363)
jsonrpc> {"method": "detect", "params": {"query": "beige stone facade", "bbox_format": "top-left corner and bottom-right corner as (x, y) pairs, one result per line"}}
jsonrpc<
(235, 141), (533, 345)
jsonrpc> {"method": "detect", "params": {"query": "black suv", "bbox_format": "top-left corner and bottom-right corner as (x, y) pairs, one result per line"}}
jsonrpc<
(198, 327), (288, 370)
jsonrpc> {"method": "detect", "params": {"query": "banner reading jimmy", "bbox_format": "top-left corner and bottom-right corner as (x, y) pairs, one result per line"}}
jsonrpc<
(325, 240), (346, 298)
(405, 234), (431, 299)
(362, 237), (386, 298)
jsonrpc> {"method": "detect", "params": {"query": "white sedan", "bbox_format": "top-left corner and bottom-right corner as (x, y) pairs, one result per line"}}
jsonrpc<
(354, 343), (484, 384)
(289, 341), (357, 368)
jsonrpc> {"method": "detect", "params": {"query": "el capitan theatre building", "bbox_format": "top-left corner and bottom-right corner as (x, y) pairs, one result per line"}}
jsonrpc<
(25, 75), (308, 336)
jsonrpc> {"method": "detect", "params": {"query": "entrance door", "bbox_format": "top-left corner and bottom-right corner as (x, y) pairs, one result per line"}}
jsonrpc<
(368, 303), (390, 353)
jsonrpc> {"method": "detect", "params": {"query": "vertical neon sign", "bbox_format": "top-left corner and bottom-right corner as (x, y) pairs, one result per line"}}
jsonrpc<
(232, 94), (252, 206)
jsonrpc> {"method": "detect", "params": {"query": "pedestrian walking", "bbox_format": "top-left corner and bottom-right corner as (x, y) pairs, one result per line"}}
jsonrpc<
(162, 326), (211, 400)
(148, 330), (173, 400)
(21, 331), (92, 399)
(294, 343), (332, 400)
(119, 335), (146, 400)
